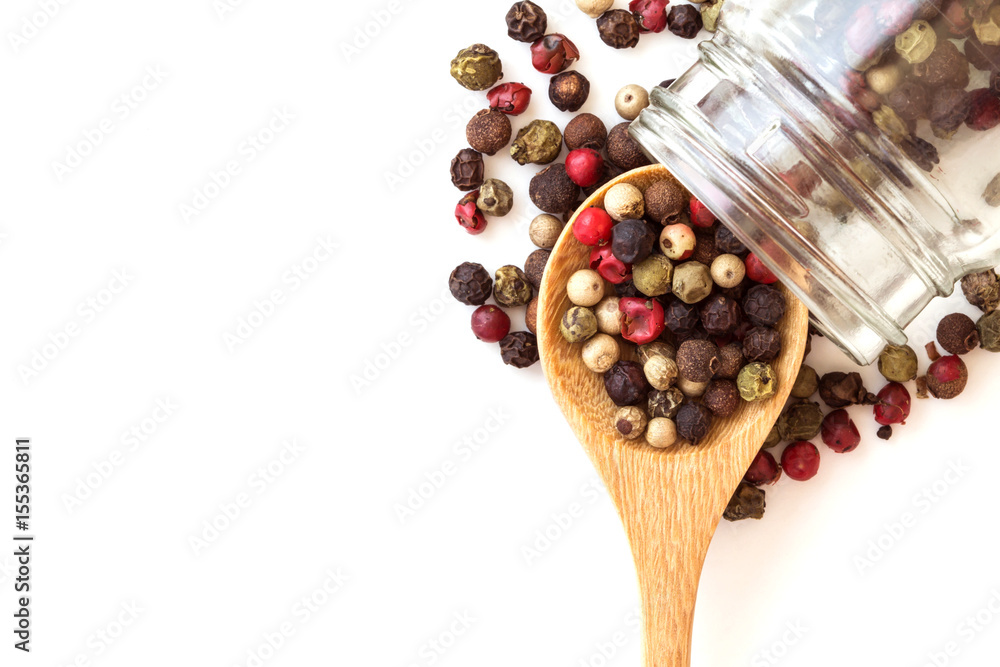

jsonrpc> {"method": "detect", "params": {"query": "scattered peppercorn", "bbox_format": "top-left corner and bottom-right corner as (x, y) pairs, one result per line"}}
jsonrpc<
(566, 268), (605, 306)
(597, 9), (642, 49)
(565, 148), (605, 188)
(529, 214), (564, 249)
(582, 333), (620, 373)
(965, 32), (1000, 70)
(781, 441), (820, 481)
(818, 371), (874, 408)
(466, 109), (512, 156)
(605, 183), (646, 222)
(710, 254), (745, 289)
(477, 178), (514, 216)
(506, 1), (547, 43)
(925, 355), (968, 399)
(877, 343), (918, 381)
(977, 310), (1000, 351)
(449, 262), (493, 305)
(530, 33), (580, 74)
(887, 81), (929, 121)
(667, 4), (703, 38)
(511, 120), (563, 165)
(744, 449), (781, 486)
(877, 425), (893, 440)
(723, 482), (765, 521)
(742, 284), (785, 327)
(676, 339), (720, 383)
(690, 232), (719, 266)
(549, 71), (591, 112)
(450, 148), (485, 191)
(821, 409), (861, 453)
(896, 20), (937, 64)
(524, 249), (550, 288)
(676, 402), (713, 445)
(500, 331), (539, 368)
(874, 382), (911, 425)
(530, 164), (581, 214)
(777, 400), (823, 442)
(487, 82), (533, 115)
(576, 0), (614, 19)
(456, 190), (487, 235)
(471, 305), (511, 343)
(700, 0), (724, 32)
(929, 86), (972, 137)
(762, 423), (781, 449)
(645, 416), (677, 448)
(714, 225), (746, 255)
(615, 84), (649, 120)
(737, 362), (777, 401)
(563, 113), (607, 151)
(703, 379), (741, 417)
(606, 122), (651, 171)
(664, 298), (700, 336)
(643, 355), (678, 390)
(493, 265), (533, 308)
(966, 88), (1000, 131)
(937, 312), (980, 355)
(604, 360), (649, 406)
(450, 44), (504, 91)
(790, 364), (819, 399)
(525, 297), (539, 334)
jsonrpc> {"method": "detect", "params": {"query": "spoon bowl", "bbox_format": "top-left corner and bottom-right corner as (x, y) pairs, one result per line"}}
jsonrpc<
(538, 164), (810, 667)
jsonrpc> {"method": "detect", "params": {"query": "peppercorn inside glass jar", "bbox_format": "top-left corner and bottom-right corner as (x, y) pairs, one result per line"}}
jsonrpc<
(630, 0), (1000, 365)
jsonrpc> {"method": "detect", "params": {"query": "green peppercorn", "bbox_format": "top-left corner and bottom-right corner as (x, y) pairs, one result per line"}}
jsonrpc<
(977, 310), (1000, 352)
(737, 362), (777, 402)
(511, 120), (562, 165)
(776, 401), (823, 441)
(790, 364), (819, 399)
(450, 44), (504, 91)
(762, 423), (781, 449)
(877, 343), (919, 381)
(477, 178), (514, 216)
(560, 305), (598, 343)
(633, 254), (674, 297)
(494, 265), (532, 308)
(648, 387), (684, 419)
(723, 482), (765, 521)
(700, 0), (724, 33)
(672, 261), (713, 304)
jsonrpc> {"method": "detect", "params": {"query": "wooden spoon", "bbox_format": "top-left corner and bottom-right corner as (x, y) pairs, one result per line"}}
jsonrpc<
(538, 164), (809, 667)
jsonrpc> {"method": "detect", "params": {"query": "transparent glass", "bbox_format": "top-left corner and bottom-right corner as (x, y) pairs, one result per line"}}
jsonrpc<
(630, 0), (1000, 364)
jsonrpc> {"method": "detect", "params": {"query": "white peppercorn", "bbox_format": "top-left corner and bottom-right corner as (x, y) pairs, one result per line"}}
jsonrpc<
(529, 214), (564, 249)
(575, 0), (614, 18)
(566, 269), (605, 306)
(644, 355), (678, 390)
(710, 254), (746, 288)
(615, 84), (650, 121)
(594, 296), (622, 334)
(677, 377), (709, 397)
(604, 183), (645, 222)
(645, 417), (678, 448)
(638, 341), (676, 364)
(582, 333), (620, 373)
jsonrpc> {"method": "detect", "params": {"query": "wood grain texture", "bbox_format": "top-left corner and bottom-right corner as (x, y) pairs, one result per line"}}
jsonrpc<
(537, 165), (810, 667)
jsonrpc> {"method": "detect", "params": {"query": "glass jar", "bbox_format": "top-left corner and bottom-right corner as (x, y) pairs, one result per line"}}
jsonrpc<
(630, 0), (1000, 364)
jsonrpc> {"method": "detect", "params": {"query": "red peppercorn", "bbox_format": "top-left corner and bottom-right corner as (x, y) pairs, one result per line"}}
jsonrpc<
(744, 449), (781, 486)
(589, 245), (632, 284)
(470, 305), (511, 343)
(821, 409), (861, 453)
(689, 197), (716, 228)
(629, 0), (669, 33)
(487, 83), (533, 115)
(573, 207), (614, 246)
(565, 148), (605, 188)
(781, 441), (820, 481)
(455, 191), (487, 235)
(745, 253), (778, 284)
(619, 297), (665, 344)
(874, 382), (911, 425)
(846, 6), (881, 58)
(965, 88), (1000, 131)
(530, 34), (579, 74)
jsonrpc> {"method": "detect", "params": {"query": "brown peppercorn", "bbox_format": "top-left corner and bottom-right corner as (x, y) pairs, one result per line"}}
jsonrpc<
(563, 113), (607, 151)
(524, 249), (550, 289)
(691, 232), (720, 266)
(466, 109), (512, 156)
(450, 44), (504, 91)
(529, 164), (581, 214)
(676, 339), (720, 382)
(723, 482), (765, 521)
(648, 387), (684, 419)
(937, 312), (980, 354)
(703, 380), (741, 418)
(777, 401), (823, 441)
(511, 119), (562, 165)
(715, 343), (745, 380)
(494, 265), (533, 308)
(597, 9), (641, 49)
(449, 262), (493, 306)
(929, 86), (973, 136)
(450, 148), (485, 191)
(961, 269), (1000, 312)
(644, 179), (687, 224)
(606, 122), (651, 171)
(506, 1), (547, 43)
(790, 364), (819, 398)
(965, 32), (1000, 70)
(549, 71), (591, 112)
(604, 360), (650, 406)
(742, 326), (781, 362)
(667, 4), (703, 38)
(676, 402), (713, 445)
(886, 81), (929, 121)
(818, 371), (875, 409)
(500, 331), (539, 368)
(525, 297), (539, 334)
(700, 295), (741, 336)
(912, 40), (970, 88)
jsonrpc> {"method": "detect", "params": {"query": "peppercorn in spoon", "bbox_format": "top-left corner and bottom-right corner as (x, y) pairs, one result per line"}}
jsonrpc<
(538, 164), (809, 667)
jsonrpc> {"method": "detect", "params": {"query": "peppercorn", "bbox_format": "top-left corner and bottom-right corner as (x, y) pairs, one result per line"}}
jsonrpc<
(667, 4), (702, 38)
(992, 70), (1000, 96)
(962, 269), (1000, 311)
(644, 355), (678, 390)
(887, 81), (929, 121)
(714, 225), (746, 255)
(605, 183), (646, 222)
(506, 1), (547, 42)
(877, 425), (893, 440)
(611, 219), (656, 264)
(676, 402), (713, 445)
(648, 388), (683, 419)
(456, 190), (487, 235)
(524, 249), (550, 289)
(930, 86), (972, 137)
(631, 0), (670, 33)
(782, 441), (820, 481)
(966, 88), (1000, 131)
(615, 84), (649, 121)
(450, 148), (485, 191)
(790, 364), (818, 399)
(449, 262), (493, 306)
(664, 298), (700, 336)
(633, 254), (674, 297)
(471, 305), (511, 343)
(700, 0), (724, 33)
(488, 82), (533, 116)
(561, 305), (598, 343)
(700, 295), (740, 336)
(976, 310), (1000, 352)
(706, 254), (742, 290)
(567, 268), (605, 306)
(900, 135), (940, 172)
(595, 296), (622, 334)
(672, 261), (713, 304)
(638, 340), (676, 364)
(604, 360), (649, 406)
(913, 40), (971, 88)
(896, 20), (937, 63)
(737, 362), (777, 401)
(493, 265), (532, 308)
(477, 178), (514, 216)
(873, 105), (910, 144)
(582, 333), (620, 373)
(576, 0), (614, 19)
(530, 34), (580, 74)
(549, 71), (591, 112)
(866, 62), (903, 95)
(742, 326), (781, 362)
(715, 343), (744, 380)
(563, 113), (607, 151)
(525, 297), (539, 334)
(965, 32), (1000, 70)
(606, 122), (651, 171)
(565, 148), (604, 188)
(973, 5), (1000, 45)
(677, 376), (709, 398)
(677, 339), (720, 382)
(690, 232), (719, 266)
(985, 174), (1000, 207)
(500, 331), (539, 368)
(776, 401), (823, 441)
(466, 109), (512, 156)
(762, 423), (781, 449)
(818, 371), (873, 408)
(937, 312), (980, 354)
(644, 179), (687, 224)
(450, 44), (504, 91)
(529, 164), (581, 214)
(529, 214), (564, 249)
(615, 281), (642, 298)
(703, 379), (740, 418)
(615, 405), (648, 440)
(659, 223), (696, 261)
(597, 9), (641, 49)
(645, 417), (678, 448)
(925, 355), (968, 399)
(723, 482), (765, 521)
(511, 120), (562, 165)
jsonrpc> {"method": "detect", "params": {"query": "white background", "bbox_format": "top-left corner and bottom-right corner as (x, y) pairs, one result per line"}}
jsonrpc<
(2, 0), (1000, 666)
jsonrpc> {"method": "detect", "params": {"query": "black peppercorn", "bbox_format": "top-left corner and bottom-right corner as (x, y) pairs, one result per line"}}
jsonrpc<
(743, 284), (786, 327)
(877, 425), (893, 440)
(677, 339), (720, 382)
(466, 109), (512, 156)
(615, 281), (643, 298)
(648, 387), (684, 419)
(529, 164), (581, 214)
(666, 4), (703, 39)
(724, 482), (765, 521)
(606, 122), (651, 171)
(450, 148), (485, 191)
(665, 298), (700, 336)
(500, 331), (539, 368)
(715, 343), (745, 379)
(700, 295), (741, 336)
(611, 219), (657, 264)
(742, 326), (781, 362)
(715, 225), (747, 255)
(937, 312), (980, 354)
(676, 402), (713, 445)
(604, 360), (650, 406)
(691, 232), (720, 266)
(549, 71), (591, 112)
(818, 371), (875, 408)
(703, 379), (741, 417)
(564, 113), (608, 151)
(449, 262), (493, 305)
(961, 269), (1000, 312)
(506, 1), (547, 42)
(597, 9), (641, 49)
(777, 400), (824, 441)
(524, 249), (550, 289)
(929, 86), (973, 135)
(887, 81), (929, 121)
